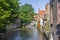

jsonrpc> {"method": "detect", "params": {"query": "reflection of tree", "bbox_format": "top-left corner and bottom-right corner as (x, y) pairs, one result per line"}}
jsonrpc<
(20, 30), (31, 40)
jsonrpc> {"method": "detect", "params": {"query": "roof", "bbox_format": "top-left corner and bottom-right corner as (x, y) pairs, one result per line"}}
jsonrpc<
(38, 10), (47, 18)
(34, 15), (39, 21)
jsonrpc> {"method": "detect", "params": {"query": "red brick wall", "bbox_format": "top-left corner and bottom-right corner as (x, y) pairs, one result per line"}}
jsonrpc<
(50, 3), (60, 24)
(57, 3), (60, 24)
(38, 21), (40, 29)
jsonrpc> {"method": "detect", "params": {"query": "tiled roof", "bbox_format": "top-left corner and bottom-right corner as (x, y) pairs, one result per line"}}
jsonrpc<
(34, 15), (39, 20)
(38, 10), (47, 18)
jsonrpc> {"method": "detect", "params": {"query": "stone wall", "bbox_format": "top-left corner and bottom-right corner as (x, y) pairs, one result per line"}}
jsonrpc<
(6, 19), (20, 30)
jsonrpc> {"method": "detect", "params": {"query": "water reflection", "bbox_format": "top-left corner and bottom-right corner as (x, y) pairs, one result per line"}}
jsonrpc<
(7, 27), (40, 40)
(7, 30), (31, 40)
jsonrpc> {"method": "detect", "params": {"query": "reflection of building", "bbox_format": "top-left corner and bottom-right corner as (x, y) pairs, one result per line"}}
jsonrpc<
(50, 0), (60, 40)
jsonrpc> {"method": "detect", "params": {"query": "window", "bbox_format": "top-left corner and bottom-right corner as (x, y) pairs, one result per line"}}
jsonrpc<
(59, 6), (60, 10)
(50, 0), (54, 2)
(51, 4), (53, 9)
(58, 0), (60, 4)
(50, 24), (53, 27)
(58, 36), (60, 40)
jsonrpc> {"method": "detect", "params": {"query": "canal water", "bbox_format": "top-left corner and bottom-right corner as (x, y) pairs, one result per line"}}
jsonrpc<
(6, 26), (42, 40)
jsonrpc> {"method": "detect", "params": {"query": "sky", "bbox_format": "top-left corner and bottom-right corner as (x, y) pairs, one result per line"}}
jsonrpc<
(20, 0), (49, 13)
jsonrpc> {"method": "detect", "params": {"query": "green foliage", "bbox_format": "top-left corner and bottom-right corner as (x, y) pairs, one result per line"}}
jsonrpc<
(0, 0), (35, 29)
(19, 4), (34, 27)
(0, 0), (20, 29)
(45, 20), (50, 33)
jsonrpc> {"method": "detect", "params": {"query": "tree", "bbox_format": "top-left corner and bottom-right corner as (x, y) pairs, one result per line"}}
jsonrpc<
(0, 0), (20, 30)
(19, 4), (34, 27)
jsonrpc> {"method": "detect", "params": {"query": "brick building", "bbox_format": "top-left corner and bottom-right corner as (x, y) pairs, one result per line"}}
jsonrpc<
(50, 0), (60, 40)
(38, 9), (47, 26)
(34, 14), (40, 28)
(50, 0), (60, 24)
(38, 3), (50, 26)
(34, 3), (50, 30)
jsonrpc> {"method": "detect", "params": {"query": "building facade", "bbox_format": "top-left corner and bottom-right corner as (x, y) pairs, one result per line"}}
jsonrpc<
(50, 0), (60, 40)
(50, 0), (60, 24)
(34, 3), (50, 34)
(34, 15), (40, 28)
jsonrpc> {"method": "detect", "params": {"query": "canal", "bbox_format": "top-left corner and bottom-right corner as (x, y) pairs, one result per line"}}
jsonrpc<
(1, 26), (42, 40)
